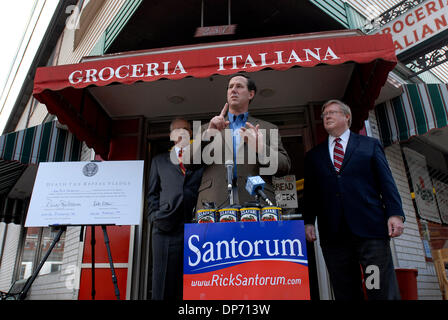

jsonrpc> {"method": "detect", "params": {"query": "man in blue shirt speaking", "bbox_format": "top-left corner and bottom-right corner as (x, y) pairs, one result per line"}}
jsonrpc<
(185, 74), (291, 210)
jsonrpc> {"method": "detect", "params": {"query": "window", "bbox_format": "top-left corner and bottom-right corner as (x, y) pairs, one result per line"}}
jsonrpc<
(73, 0), (106, 48)
(17, 227), (65, 280)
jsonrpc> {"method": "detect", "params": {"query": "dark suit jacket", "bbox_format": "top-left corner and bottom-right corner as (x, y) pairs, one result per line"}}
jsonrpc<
(147, 152), (204, 231)
(303, 132), (405, 243)
(187, 115), (290, 210)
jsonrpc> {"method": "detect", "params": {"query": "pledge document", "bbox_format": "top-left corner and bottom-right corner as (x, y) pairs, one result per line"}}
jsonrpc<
(25, 161), (144, 227)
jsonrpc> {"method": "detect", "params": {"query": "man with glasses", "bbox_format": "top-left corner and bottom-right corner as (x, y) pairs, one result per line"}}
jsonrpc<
(303, 99), (405, 300)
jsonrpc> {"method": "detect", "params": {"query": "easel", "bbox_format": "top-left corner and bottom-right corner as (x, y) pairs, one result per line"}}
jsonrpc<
(80, 225), (120, 300)
(18, 224), (120, 300)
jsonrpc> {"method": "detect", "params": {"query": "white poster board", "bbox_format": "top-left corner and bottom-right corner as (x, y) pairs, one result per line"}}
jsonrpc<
(25, 161), (144, 227)
(273, 175), (298, 208)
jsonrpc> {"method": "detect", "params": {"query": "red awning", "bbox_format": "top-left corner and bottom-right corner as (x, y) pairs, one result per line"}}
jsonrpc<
(33, 30), (397, 158)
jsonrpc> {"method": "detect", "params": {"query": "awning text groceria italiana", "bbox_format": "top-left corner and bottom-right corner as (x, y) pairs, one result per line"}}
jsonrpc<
(68, 46), (340, 85)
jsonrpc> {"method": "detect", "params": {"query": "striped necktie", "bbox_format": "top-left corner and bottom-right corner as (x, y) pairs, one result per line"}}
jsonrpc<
(333, 137), (344, 173)
(178, 148), (186, 176)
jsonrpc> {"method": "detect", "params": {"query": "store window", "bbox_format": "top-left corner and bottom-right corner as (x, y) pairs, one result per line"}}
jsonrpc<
(72, 0), (106, 48)
(18, 227), (65, 280)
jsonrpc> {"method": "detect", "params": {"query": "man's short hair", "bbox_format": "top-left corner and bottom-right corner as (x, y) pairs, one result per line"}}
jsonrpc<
(229, 74), (257, 103)
(169, 118), (191, 132)
(322, 99), (352, 127)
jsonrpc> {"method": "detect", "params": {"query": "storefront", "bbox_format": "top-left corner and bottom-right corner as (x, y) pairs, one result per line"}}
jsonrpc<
(31, 29), (398, 299)
(375, 83), (448, 290)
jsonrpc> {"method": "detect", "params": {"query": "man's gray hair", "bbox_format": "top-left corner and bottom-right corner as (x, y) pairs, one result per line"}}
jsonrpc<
(169, 118), (191, 132)
(322, 99), (352, 128)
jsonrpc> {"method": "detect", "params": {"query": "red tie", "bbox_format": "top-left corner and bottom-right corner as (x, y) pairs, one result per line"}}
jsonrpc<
(333, 137), (344, 173)
(178, 148), (186, 176)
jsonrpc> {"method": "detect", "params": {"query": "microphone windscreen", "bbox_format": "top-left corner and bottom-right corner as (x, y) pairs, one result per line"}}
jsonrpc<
(246, 176), (265, 196)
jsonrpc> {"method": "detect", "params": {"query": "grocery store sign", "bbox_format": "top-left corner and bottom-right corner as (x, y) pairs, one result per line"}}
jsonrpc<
(376, 0), (448, 54)
(183, 220), (310, 300)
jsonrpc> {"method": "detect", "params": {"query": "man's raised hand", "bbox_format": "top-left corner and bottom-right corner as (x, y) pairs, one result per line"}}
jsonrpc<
(241, 122), (264, 154)
(208, 103), (230, 131)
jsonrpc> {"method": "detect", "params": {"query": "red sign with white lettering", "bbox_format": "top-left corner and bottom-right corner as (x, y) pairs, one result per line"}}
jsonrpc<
(33, 33), (396, 94)
(376, 0), (448, 54)
(183, 221), (310, 300)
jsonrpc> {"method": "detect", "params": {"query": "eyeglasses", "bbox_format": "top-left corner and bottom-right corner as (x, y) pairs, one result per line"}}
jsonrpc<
(321, 110), (343, 119)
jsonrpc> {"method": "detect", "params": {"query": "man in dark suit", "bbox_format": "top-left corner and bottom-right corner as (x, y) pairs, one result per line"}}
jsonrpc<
(304, 99), (405, 300)
(147, 118), (203, 300)
(185, 74), (290, 210)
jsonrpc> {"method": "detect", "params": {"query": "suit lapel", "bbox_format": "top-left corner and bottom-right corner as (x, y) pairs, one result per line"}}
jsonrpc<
(340, 132), (359, 172)
(318, 139), (336, 174)
(318, 134), (358, 174)
(166, 151), (186, 177)
(247, 116), (259, 127)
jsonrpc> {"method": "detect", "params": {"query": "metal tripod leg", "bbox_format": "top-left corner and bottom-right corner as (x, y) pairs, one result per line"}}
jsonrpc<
(91, 225), (96, 300)
(102, 226), (120, 300)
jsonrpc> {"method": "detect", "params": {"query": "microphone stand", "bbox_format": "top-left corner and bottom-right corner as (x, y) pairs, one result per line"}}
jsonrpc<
(229, 183), (235, 206)
(226, 162), (235, 207)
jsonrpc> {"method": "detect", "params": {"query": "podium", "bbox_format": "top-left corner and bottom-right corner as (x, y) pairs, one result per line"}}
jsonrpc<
(183, 220), (310, 300)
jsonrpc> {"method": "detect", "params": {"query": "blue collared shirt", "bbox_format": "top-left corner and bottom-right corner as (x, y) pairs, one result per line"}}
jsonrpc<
(228, 112), (249, 178)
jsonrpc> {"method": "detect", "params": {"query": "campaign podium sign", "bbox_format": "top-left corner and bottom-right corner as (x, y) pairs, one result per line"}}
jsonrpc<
(183, 220), (310, 300)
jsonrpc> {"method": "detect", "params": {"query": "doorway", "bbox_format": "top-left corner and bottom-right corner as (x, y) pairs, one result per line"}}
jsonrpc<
(140, 106), (322, 299)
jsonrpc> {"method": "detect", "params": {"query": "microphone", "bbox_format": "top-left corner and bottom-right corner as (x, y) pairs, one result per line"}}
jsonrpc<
(225, 160), (234, 191)
(246, 176), (274, 206)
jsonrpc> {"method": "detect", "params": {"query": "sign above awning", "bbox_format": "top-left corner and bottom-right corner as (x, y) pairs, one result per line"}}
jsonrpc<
(0, 120), (82, 224)
(33, 30), (397, 158)
(374, 0), (448, 55)
(375, 83), (448, 146)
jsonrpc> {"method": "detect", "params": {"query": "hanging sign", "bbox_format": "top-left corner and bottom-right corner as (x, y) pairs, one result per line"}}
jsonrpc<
(376, 0), (448, 54)
(273, 175), (298, 208)
(183, 220), (310, 300)
(195, 24), (237, 37)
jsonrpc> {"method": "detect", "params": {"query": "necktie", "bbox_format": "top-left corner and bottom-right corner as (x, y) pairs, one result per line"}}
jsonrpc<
(230, 114), (245, 179)
(178, 148), (186, 176)
(333, 137), (344, 173)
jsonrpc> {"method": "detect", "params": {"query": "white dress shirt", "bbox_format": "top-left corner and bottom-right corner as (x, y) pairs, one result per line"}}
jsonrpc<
(174, 146), (181, 158)
(328, 129), (350, 165)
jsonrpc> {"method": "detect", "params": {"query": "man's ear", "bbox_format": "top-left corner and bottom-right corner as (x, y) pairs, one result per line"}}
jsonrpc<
(249, 90), (255, 100)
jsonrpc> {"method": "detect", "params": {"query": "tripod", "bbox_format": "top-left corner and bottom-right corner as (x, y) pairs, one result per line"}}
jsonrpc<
(18, 224), (120, 300)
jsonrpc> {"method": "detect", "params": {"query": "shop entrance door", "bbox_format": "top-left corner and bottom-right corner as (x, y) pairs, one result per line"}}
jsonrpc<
(140, 106), (331, 300)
